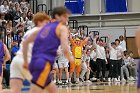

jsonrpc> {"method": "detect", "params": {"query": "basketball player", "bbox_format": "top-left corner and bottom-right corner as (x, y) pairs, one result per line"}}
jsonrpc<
(135, 28), (140, 93)
(0, 12), (50, 93)
(57, 46), (69, 84)
(22, 7), (74, 93)
(0, 34), (11, 90)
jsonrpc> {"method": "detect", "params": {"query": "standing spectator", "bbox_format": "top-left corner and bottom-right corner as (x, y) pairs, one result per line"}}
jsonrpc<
(93, 35), (107, 81)
(23, 7), (28, 14)
(80, 49), (91, 82)
(6, 20), (13, 34)
(20, 2), (25, 12)
(90, 46), (97, 80)
(108, 41), (118, 82)
(21, 0), (28, 7)
(0, 13), (7, 25)
(119, 35), (126, 52)
(0, 0), (9, 14)
(11, 40), (19, 60)
(25, 11), (34, 30)
(115, 39), (124, 81)
(6, 2), (16, 20)
(14, 3), (22, 20)
(69, 33), (91, 84)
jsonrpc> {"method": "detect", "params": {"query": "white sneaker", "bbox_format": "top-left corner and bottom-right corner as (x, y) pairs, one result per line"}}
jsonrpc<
(58, 80), (62, 84)
(121, 78), (126, 82)
(117, 78), (120, 82)
(114, 78), (118, 82)
(112, 78), (114, 82)
(66, 80), (69, 84)
(127, 77), (131, 81)
(85, 80), (92, 83)
(90, 77), (97, 81)
(131, 77), (135, 81)
(108, 78), (111, 82)
(75, 81), (80, 84)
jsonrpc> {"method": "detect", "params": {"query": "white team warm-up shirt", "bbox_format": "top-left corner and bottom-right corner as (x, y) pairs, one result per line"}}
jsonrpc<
(116, 45), (123, 60)
(93, 38), (107, 62)
(90, 50), (96, 61)
(119, 40), (126, 52)
(109, 44), (117, 60)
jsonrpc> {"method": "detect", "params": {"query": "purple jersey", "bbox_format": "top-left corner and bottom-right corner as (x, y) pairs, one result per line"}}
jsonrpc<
(31, 21), (61, 64)
(0, 41), (4, 63)
(138, 59), (140, 88)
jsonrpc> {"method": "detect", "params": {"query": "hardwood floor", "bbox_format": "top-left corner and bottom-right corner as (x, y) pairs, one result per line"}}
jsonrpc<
(57, 82), (137, 93)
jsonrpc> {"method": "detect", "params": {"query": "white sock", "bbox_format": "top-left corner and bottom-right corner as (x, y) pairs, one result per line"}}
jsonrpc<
(76, 78), (79, 82)
(69, 78), (71, 82)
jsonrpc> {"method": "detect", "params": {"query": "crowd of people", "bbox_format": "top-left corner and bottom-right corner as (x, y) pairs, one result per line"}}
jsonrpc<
(0, 0), (33, 51)
(0, 0), (137, 89)
(52, 29), (137, 84)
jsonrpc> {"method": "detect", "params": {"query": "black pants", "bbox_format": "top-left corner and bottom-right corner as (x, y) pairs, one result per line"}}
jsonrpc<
(108, 60), (118, 78)
(117, 59), (122, 77)
(90, 59), (97, 78)
(96, 58), (106, 79)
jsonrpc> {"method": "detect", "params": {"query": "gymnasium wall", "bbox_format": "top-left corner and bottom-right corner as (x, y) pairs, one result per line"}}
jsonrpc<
(35, 0), (140, 41)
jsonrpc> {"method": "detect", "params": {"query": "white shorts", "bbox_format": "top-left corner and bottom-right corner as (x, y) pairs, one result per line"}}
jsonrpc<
(53, 61), (58, 69)
(58, 61), (69, 68)
(10, 55), (32, 81)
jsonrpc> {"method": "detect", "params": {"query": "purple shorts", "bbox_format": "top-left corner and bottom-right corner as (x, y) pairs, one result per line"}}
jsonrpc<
(29, 58), (53, 89)
(138, 60), (140, 88)
(0, 63), (2, 76)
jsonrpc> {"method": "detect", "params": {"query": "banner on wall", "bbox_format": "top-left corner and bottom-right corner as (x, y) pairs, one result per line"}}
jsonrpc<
(65, 0), (84, 14)
(105, 0), (128, 12)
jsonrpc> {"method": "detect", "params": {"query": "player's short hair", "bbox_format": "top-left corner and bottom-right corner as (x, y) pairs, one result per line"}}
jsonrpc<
(33, 12), (50, 26)
(52, 6), (71, 19)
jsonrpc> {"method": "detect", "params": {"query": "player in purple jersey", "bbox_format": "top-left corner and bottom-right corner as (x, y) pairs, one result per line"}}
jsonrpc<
(23, 7), (74, 93)
(0, 33), (11, 90)
(136, 28), (140, 93)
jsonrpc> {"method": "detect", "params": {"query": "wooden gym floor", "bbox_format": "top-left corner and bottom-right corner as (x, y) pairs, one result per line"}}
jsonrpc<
(57, 82), (136, 93)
